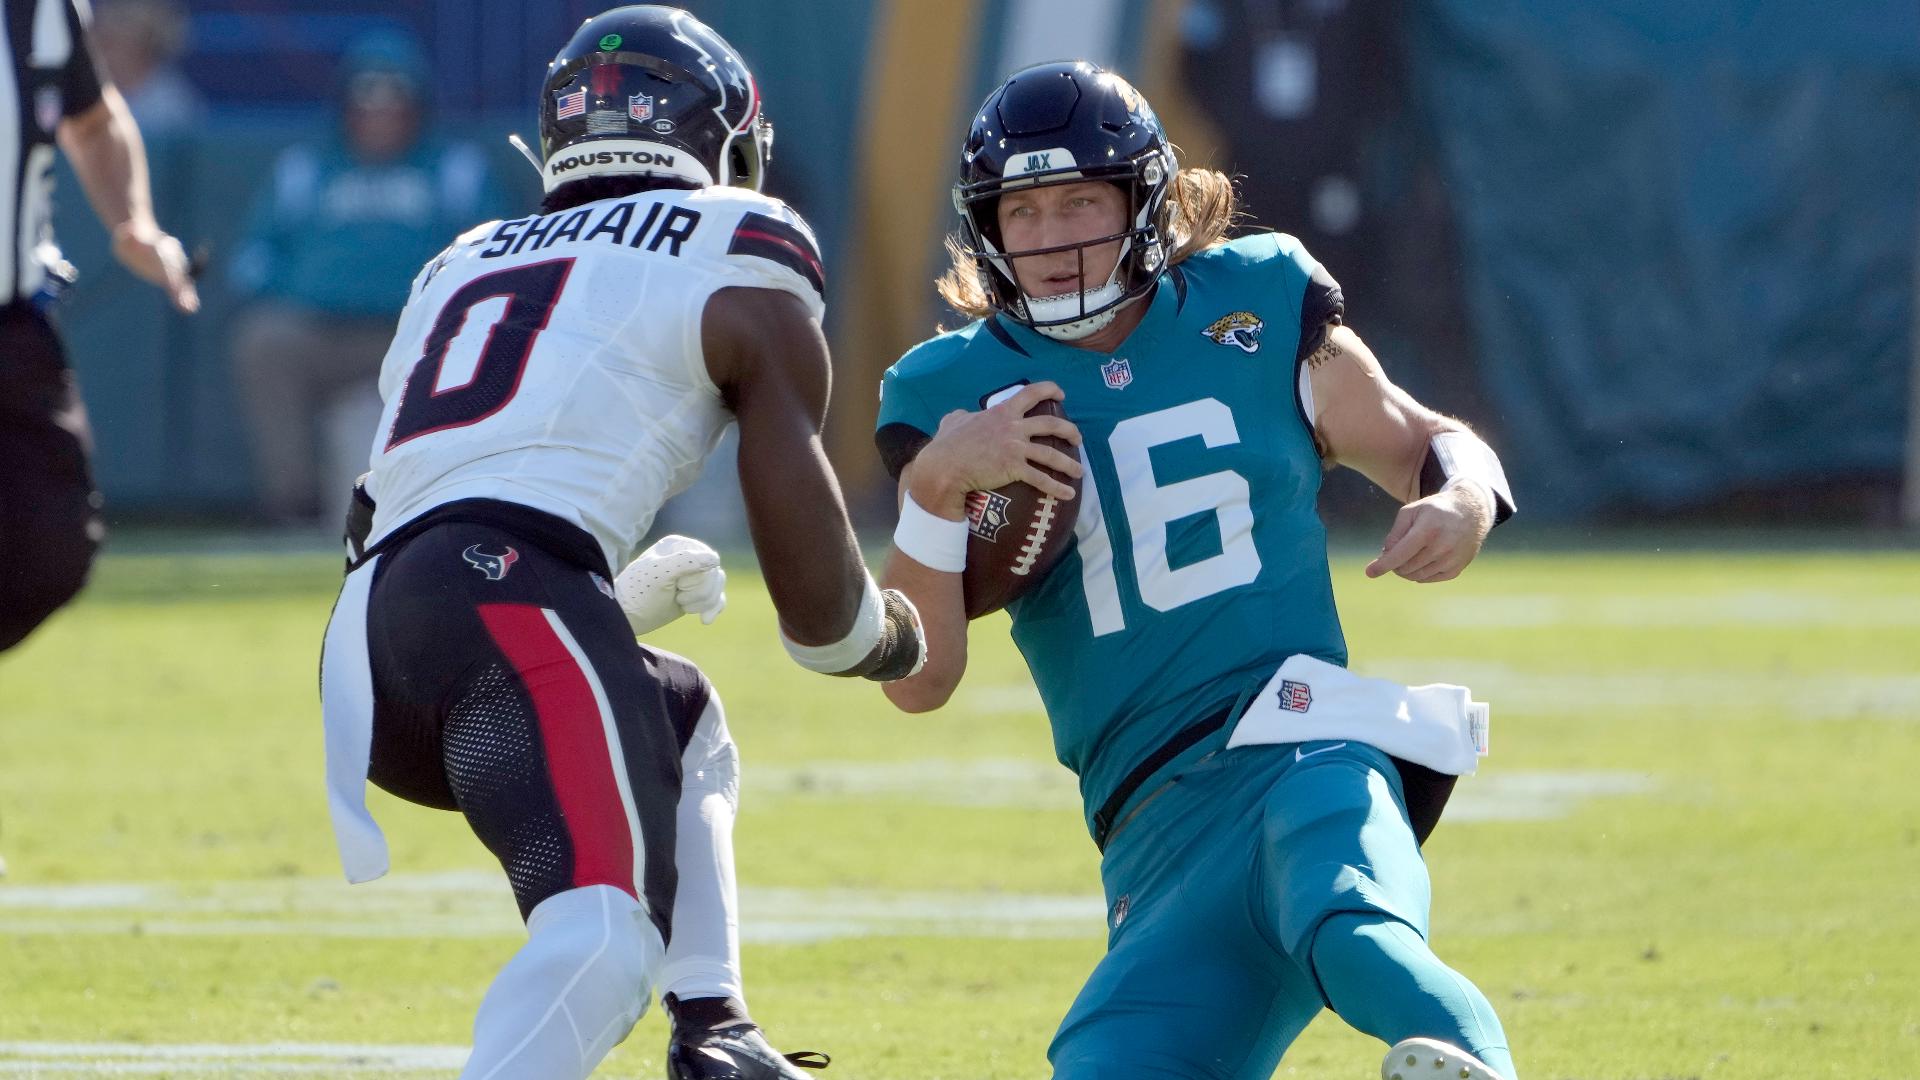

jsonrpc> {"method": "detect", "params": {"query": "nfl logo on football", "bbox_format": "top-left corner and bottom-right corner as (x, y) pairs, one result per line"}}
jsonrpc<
(1101, 356), (1132, 390)
(965, 490), (1012, 542)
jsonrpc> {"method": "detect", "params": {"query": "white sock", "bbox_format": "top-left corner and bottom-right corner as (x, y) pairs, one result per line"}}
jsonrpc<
(459, 884), (663, 1080)
(659, 696), (746, 1005)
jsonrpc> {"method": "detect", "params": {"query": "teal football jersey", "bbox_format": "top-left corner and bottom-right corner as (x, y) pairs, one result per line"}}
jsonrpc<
(877, 233), (1349, 835)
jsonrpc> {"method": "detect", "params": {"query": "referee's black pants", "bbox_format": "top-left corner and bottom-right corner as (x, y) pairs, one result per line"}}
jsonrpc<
(0, 303), (101, 653)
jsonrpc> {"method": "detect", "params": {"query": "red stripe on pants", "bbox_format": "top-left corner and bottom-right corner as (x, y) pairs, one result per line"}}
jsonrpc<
(478, 603), (635, 900)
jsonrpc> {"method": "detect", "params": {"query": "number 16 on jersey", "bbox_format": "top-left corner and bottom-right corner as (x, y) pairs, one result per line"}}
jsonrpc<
(1073, 398), (1262, 636)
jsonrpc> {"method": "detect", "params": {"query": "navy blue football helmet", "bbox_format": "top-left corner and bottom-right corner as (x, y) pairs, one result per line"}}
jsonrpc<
(954, 61), (1177, 339)
(535, 5), (772, 193)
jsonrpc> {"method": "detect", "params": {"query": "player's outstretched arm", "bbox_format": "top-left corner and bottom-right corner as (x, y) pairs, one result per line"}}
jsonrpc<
(877, 493), (966, 713)
(1308, 325), (1513, 583)
(705, 287), (922, 680)
(878, 382), (1081, 712)
(57, 87), (198, 314)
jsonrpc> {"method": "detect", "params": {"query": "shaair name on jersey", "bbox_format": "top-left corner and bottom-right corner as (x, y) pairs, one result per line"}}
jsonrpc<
(478, 200), (701, 261)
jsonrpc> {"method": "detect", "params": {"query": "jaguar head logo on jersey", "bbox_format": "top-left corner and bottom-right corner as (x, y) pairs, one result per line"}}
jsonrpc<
(1101, 356), (1133, 390)
(462, 545), (521, 581)
(965, 490), (1013, 542)
(1202, 311), (1265, 354)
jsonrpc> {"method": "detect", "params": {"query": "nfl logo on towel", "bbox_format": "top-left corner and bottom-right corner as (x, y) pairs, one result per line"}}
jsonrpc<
(1278, 679), (1312, 713)
(1101, 356), (1132, 390)
(629, 93), (654, 122)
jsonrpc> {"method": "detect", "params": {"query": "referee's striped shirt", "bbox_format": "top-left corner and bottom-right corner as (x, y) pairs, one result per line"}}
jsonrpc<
(2, 0), (103, 305)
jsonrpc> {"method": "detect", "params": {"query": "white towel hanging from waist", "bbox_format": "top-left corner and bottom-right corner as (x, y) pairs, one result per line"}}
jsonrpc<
(319, 555), (389, 883)
(1227, 654), (1490, 776)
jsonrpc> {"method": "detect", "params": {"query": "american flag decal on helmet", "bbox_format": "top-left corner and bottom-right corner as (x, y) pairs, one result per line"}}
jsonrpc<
(727, 212), (825, 296)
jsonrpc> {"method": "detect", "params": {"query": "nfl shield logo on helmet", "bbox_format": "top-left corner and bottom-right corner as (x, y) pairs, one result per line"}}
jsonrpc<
(628, 93), (654, 122)
(1278, 679), (1312, 713)
(1100, 356), (1133, 390)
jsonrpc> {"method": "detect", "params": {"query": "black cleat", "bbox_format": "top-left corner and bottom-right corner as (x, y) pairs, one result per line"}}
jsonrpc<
(664, 994), (829, 1080)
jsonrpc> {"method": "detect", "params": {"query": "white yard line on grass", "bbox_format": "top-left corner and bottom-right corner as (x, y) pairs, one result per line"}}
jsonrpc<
(0, 871), (1103, 941)
(961, 667), (1920, 720)
(1413, 590), (1920, 629)
(1362, 661), (1920, 719)
(748, 759), (1664, 818)
(0, 1041), (466, 1076)
(0, 769), (1650, 941)
(751, 757), (1081, 808)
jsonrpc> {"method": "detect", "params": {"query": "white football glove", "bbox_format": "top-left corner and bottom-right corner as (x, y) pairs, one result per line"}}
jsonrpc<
(614, 534), (726, 636)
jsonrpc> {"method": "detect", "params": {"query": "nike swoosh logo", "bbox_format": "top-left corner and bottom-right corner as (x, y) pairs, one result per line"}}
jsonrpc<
(1295, 741), (1348, 762)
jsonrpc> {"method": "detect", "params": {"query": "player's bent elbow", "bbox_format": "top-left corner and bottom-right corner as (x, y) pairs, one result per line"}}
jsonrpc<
(882, 671), (957, 713)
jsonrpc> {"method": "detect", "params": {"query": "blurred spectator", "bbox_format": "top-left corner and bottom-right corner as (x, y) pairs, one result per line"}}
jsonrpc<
(227, 29), (507, 527)
(90, 0), (202, 137)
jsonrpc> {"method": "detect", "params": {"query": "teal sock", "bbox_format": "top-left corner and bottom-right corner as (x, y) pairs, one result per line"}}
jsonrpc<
(1309, 912), (1518, 1080)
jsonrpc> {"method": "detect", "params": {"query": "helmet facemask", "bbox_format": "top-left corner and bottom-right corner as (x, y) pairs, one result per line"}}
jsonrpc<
(725, 112), (774, 192)
(956, 149), (1175, 341)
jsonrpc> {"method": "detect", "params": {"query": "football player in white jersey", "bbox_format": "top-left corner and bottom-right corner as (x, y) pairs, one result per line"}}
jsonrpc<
(318, 8), (923, 1079)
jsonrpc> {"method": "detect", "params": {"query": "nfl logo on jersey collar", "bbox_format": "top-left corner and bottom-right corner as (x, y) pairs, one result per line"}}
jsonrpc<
(1100, 356), (1133, 390)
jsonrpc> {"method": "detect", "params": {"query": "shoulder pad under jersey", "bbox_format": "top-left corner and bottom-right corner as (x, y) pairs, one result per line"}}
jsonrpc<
(686, 188), (827, 314)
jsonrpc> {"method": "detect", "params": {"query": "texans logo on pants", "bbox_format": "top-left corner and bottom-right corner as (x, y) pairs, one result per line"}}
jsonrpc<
(463, 544), (520, 581)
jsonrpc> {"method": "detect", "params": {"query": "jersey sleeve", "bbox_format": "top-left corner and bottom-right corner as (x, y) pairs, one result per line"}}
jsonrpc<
(722, 202), (827, 322)
(1269, 233), (1345, 365)
(874, 348), (958, 482)
(59, 0), (105, 117)
(406, 221), (494, 302)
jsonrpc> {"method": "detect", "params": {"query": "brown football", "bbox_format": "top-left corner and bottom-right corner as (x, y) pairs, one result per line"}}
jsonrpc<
(961, 397), (1081, 619)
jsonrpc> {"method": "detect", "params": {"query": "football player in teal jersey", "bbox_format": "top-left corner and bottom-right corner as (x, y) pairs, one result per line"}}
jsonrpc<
(873, 62), (1520, 1080)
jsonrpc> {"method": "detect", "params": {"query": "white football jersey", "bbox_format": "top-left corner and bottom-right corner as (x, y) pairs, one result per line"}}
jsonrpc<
(360, 185), (826, 572)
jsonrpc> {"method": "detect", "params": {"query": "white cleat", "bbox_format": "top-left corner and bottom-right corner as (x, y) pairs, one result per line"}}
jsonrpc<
(1381, 1038), (1508, 1080)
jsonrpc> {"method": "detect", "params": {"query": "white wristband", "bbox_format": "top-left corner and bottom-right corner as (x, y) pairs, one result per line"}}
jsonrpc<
(1440, 474), (1496, 510)
(1430, 430), (1515, 520)
(781, 573), (885, 674)
(892, 492), (969, 573)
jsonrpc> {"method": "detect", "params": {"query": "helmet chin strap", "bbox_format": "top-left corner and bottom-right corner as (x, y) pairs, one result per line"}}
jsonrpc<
(1021, 256), (1137, 341)
(1026, 280), (1123, 340)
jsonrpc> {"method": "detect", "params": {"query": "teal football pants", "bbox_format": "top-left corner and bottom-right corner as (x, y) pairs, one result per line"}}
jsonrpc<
(1047, 741), (1515, 1080)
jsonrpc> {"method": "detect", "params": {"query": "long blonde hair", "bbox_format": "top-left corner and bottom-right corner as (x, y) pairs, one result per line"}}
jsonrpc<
(934, 164), (1243, 320)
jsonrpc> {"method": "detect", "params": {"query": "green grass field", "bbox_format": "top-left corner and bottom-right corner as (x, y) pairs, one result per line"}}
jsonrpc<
(2, 537), (1917, 1079)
